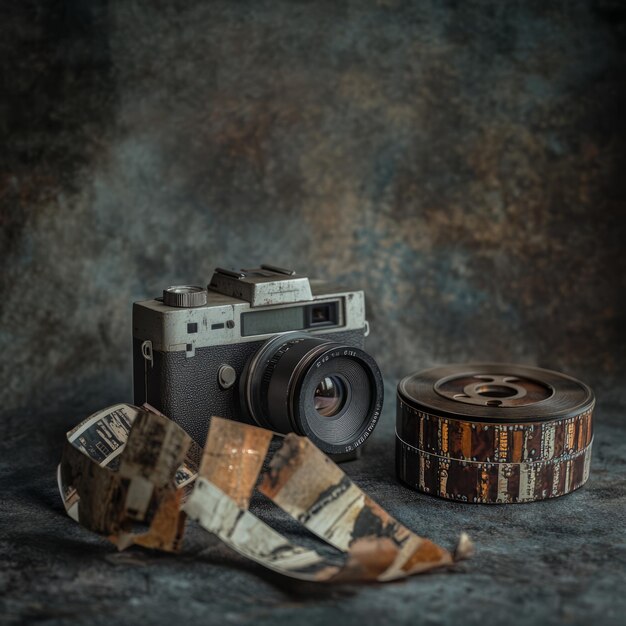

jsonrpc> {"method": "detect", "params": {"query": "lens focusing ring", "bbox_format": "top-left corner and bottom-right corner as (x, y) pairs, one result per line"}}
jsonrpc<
(263, 338), (332, 435)
(259, 338), (308, 421)
(243, 332), (384, 455)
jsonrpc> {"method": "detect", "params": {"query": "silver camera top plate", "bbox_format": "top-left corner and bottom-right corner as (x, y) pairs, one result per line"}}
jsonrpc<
(133, 265), (366, 353)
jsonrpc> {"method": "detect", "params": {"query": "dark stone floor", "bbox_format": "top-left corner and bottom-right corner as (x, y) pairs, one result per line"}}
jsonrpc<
(1, 393), (624, 626)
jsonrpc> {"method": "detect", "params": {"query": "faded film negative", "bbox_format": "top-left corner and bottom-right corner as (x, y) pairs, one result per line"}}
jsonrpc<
(59, 404), (471, 582)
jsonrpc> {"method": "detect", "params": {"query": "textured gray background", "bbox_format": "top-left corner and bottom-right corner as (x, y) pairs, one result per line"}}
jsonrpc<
(1, 1), (625, 625)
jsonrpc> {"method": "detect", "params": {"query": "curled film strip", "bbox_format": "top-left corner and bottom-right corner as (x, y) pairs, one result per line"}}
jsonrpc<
(58, 403), (471, 582)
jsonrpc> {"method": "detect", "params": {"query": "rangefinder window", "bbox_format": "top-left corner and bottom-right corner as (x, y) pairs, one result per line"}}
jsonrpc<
(306, 301), (339, 328)
(241, 307), (305, 336)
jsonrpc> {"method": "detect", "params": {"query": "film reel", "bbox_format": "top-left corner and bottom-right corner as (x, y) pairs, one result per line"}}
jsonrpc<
(395, 364), (594, 504)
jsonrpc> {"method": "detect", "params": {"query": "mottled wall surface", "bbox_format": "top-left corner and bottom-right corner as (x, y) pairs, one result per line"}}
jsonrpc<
(2, 0), (625, 417)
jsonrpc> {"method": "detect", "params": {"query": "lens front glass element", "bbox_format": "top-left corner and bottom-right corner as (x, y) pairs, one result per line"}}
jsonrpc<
(314, 375), (348, 417)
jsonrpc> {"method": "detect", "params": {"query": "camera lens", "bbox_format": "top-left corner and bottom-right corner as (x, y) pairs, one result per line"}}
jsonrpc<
(242, 332), (383, 455)
(314, 375), (348, 417)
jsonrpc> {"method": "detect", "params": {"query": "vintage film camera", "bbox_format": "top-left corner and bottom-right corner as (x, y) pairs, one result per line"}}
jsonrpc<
(132, 264), (384, 459)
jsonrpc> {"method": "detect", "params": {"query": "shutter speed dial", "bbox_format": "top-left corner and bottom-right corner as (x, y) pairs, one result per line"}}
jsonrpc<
(163, 285), (208, 308)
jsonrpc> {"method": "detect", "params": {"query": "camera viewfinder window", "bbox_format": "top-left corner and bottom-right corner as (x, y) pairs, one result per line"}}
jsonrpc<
(306, 301), (339, 327)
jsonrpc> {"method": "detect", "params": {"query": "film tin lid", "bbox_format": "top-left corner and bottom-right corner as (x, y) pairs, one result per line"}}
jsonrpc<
(397, 363), (595, 424)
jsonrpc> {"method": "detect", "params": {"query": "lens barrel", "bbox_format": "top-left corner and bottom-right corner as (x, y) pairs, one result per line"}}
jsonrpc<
(242, 332), (383, 455)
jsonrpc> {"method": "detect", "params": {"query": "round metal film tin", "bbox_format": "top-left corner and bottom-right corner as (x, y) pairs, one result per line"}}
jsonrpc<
(395, 364), (594, 504)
